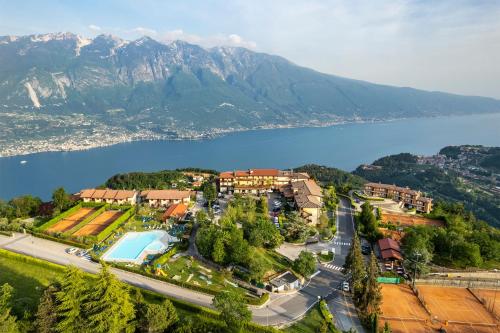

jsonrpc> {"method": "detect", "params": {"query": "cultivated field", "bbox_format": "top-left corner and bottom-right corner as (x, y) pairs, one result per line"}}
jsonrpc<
(471, 289), (500, 318)
(380, 284), (431, 333)
(47, 207), (97, 233)
(381, 212), (444, 227)
(419, 285), (498, 333)
(72, 210), (123, 236)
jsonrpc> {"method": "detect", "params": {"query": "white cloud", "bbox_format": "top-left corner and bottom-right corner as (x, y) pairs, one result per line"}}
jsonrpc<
(128, 26), (158, 36)
(160, 29), (257, 49)
(88, 24), (101, 32)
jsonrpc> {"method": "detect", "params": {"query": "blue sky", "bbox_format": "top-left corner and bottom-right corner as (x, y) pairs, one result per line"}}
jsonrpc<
(1, 0), (499, 98)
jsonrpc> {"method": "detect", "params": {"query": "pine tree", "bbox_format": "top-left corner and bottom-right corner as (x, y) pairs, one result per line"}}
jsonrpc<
(84, 264), (135, 333)
(343, 233), (366, 306)
(361, 252), (382, 317)
(0, 283), (19, 333)
(213, 290), (252, 332)
(138, 299), (178, 333)
(35, 285), (59, 333)
(381, 321), (392, 333)
(55, 266), (88, 333)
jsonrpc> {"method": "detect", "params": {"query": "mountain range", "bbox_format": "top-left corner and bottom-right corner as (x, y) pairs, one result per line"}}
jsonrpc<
(1, 32), (500, 155)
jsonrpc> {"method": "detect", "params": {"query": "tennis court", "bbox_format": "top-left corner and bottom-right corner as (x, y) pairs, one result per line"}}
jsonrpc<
(47, 207), (96, 233)
(72, 210), (122, 236)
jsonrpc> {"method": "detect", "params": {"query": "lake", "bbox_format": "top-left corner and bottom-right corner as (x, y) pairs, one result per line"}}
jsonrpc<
(1, 113), (500, 200)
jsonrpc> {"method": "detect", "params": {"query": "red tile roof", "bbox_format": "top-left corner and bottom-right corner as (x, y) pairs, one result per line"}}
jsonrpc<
(141, 190), (191, 200)
(377, 238), (401, 252)
(163, 203), (187, 220)
(380, 249), (403, 260)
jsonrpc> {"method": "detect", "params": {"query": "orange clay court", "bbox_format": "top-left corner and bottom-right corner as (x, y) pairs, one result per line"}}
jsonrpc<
(419, 285), (498, 333)
(47, 207), (97, 233)
(72, 210), (123, 236)
(471, 289), (500, 318)
(380, 284), (432, 333)
(381, 212), (444, 227)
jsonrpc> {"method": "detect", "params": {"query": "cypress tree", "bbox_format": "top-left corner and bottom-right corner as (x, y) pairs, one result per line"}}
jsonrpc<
(84, 264), (135, 333)
(343, 233), (366, 306)
(35, 285), (58, 333)
(361, 252), (382, 317)
(55, 266), (87, 333)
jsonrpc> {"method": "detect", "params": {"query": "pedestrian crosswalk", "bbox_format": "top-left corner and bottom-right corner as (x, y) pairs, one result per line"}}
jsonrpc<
(323, 263), (343, 271)
(333, 241), (351, 246)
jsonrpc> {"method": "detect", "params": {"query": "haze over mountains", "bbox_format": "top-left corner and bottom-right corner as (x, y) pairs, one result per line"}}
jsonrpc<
(1, 32), (500, 155)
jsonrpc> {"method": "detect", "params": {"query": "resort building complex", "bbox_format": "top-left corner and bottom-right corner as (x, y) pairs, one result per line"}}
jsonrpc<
(363, 182), (433, 213)
(79, 189), (138, 205)
(139, 190), (192, 207)
(218, 169), (323, 224)
(78, 189), (191, 207)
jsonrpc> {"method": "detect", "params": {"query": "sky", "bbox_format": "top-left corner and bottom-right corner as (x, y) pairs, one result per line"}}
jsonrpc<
(1, 0), (499, 99)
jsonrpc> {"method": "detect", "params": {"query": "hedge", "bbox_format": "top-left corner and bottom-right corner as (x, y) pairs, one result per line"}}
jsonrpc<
(0, 230), (13, 237)
(153, 246), (178, 266)
(37, 203), (83, 231)
(65, 204), (108, 236)
(353, 191), (384, 201)
(29, 231), (87, 248)
(0, 249), (68, 274)
(96, 206), (134, 242)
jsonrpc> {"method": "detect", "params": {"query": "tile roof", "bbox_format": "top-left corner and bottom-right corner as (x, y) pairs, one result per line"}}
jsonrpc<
(292, 179), (323, 197)
(163, 203), (187, 219)
(80, 189), (136, 200)
(380, 249), (403, 260)
(141, 190), (191, 200)
(365, 182), (420, 196)
(80, 189), (96, 198)
(377, 238), (401, 252)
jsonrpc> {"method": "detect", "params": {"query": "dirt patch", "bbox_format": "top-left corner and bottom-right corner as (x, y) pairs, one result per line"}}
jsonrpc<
(381, 212), (444, 227)
(469, 289), (500, 319)
(47, 207), (97, 233)
(72, 210), (123, 236)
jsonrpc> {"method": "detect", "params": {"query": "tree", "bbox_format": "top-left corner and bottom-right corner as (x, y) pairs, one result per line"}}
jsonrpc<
(360, 253), (381, 319)
(195, 210), (210, 226)
(35, 285), (59, 333)
(0, 283), (19, 333)
(8, 195), (42, 218)
(258, 196), (268, 214)
(343, 233), (366, 306)
(247, 255), (269, 282)
(358, 202), (380, 242)
(84, 264), (135, 333)
(212, 235), (226, 264)
(56, 266), (88, 333)
(202, 182), (217, 207)
(283, 213), (308, 242)
(212, 290), (251, 332)
(293, 251), (316, 278)
(318, 318), (329, 333)
(137, 300), (177, 333)
(52, 187), (70, 213)
(402, 227), (433, 276)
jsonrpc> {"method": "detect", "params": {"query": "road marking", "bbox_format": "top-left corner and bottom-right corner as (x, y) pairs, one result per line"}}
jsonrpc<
(333, 241), (351, 246)
(323, 263), (343, 271)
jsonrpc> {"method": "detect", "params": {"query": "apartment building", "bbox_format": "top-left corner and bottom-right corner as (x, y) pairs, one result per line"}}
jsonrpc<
(79, 189), (138, 205)
(218, 168), (309, 194)
(364, 182), (433, 213)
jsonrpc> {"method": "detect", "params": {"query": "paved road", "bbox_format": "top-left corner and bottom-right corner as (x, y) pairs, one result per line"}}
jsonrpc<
(0, 197), (363, 330)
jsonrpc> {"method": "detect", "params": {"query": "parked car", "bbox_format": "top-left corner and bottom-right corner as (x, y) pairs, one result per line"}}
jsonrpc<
(342, 281), (350, 292)
(66, 247), (78, 255)
(361, 245), (371, 255)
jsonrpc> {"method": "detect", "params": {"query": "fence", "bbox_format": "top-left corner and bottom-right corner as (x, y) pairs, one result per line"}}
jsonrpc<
(416, 277), (500, 289)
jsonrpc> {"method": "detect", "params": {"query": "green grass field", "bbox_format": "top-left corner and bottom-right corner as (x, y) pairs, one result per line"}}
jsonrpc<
(0, 250), (65, 316)
(284, 306), (331, 333)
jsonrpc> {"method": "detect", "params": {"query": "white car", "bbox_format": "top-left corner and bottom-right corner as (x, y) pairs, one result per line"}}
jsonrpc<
(66, 247), (78, 254)
(342, 281), (350, 292)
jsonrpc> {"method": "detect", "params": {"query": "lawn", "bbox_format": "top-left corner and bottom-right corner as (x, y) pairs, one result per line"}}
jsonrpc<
(254, 248), (290, 278)
(284, 305), (334, 333)
(163, 256), (240, 293)
(0, 250), (65, 316)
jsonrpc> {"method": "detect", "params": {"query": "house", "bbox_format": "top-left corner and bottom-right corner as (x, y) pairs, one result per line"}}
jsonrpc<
(377, 238), (403, 261)
(268, 271), (300, 292)
(218, 169), (309, 194)
(79, 189), (137, 205)
(162, 203), (188, 222)
(364, 182), (433, 213)
(140, 190), (191, 207)
(282, 179), (324, 224)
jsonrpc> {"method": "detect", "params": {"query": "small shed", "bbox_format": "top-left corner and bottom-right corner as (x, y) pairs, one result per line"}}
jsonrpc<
(269, 271), (300, 292)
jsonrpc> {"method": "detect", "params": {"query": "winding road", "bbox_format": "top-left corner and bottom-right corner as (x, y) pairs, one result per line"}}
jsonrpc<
(0, 197), (363, 331)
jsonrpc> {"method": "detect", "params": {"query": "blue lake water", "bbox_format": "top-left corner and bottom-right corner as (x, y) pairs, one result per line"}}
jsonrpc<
(1, 113), (500, 200)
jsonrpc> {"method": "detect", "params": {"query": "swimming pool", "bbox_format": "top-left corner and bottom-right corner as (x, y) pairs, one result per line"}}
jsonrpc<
(102, 230), (177, 264)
